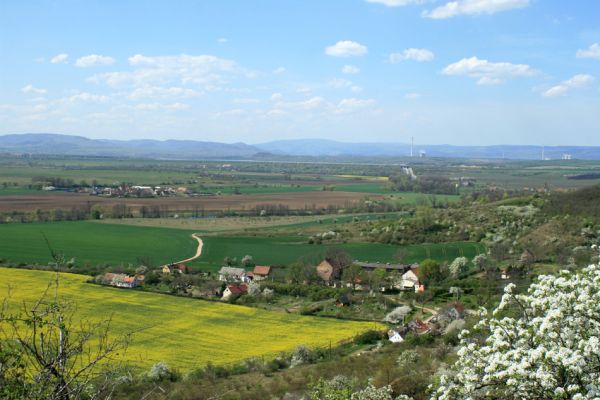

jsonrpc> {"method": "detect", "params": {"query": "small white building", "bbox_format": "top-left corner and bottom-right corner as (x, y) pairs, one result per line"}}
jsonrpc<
(218, 266), (249, 282)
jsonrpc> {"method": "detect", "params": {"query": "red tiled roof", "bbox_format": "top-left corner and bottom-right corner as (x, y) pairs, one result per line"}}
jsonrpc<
(253, 265), (271, 276)
(227, 284), (248, 295)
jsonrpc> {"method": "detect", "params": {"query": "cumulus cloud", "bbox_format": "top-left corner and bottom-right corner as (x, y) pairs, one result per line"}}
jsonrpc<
(342, 65), (360, 74)
(128, 86), (201, 100)
(576, 43), (600, 60)
(50, 53), (69, 64)
(366, 0), (422, 5)
(68, 92), (110, 103)
(336, 98), (375, 114)
(88, 53), (252, 90)
(233, 98), (260, 104)
(328, 78), (354, 89)
(270, 93), (283, 101)
(75, 54), (116, 67)
(135, 102), (190, 111)
(542, 74), (595, 98)
(21, 85), (47, 95)
(442, 56), (537, 85)
(325, 41), (368, 57)
(423, 0), (529, 19)
(273, 67), (286, 74)
(389, 48), (434, 63)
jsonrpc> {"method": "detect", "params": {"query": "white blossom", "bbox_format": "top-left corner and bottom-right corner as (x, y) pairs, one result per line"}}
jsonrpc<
(431, 264), (600, 399)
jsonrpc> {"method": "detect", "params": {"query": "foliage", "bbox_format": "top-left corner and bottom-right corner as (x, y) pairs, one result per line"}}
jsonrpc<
(383, 306), (412, 324)
(431, 264), (600, 399)
(448, 257), (469, 278)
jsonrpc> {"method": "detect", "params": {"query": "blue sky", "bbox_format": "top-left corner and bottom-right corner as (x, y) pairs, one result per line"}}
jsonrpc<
(1, 0), (599, 145)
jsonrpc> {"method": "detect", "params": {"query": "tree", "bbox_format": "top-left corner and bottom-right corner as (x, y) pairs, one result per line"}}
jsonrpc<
(0, 279), (130, 399)
(416, 259), (444, 286)
(472, 254), (488, 272)
(448, 286), (462, 302)
(449, 257), (469, 279)
(383, 305), (412, 324)
(241, 255), (254, 268)
(431, 264), (600, 400)
(342, 264), (363, 291)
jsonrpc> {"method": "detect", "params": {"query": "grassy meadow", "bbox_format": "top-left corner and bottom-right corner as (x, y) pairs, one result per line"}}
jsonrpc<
(0, 221), (196, 267)
(0, 268), (383, 371)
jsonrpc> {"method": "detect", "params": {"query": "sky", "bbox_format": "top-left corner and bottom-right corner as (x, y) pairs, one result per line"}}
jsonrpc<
(1, 0), (599, 145)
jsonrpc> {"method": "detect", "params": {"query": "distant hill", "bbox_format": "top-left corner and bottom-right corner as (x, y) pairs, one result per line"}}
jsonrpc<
(0, 133), (260, 159)
(2, 134), (600, 160)
(256, 139), (600, 160)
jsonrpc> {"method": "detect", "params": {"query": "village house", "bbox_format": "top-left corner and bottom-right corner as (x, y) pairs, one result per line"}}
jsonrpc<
(218, 266), (249, 282)
(387, 327), (405, 343)
(408, 319), (431, 335)
(221, 283), (248, 300)
(398, 267), (425, 292)
(162, 263), (191, 274)
(252, 265), (272, 281)
(100, 273), (143, 288)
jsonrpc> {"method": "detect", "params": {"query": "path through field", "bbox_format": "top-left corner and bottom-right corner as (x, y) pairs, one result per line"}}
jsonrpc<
(166, 233), (203, 266)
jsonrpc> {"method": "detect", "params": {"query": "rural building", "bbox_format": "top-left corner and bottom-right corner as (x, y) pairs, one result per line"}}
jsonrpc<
(252, 265), (271, 281)
(162, 263), (192, 274)
(218, 266), (249, 282)
(222, 284), (248, 300)
(387, 328), (405, 343)
(100, 273), (143, 288)
(408, 319), (431, 335)
(399, 268), (424, 292)
(354, 262), (410, 273)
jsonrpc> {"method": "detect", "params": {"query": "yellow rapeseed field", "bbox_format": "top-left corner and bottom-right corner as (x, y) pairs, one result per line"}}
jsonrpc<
(0, 268), (384, 371)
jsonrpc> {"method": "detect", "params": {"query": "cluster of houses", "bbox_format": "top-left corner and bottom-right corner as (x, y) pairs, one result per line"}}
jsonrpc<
(89, 185), (189, 198)
(218, 265), (273, 300)
(99, 272), (145, 288)
(316, 259), (425, 292)
(388, 302), (465, 343)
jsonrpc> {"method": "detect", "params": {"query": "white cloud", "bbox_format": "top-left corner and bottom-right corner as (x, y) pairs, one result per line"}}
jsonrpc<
(423, 0), (529, 19)
(89, 54), (252, 89)
(273, 67), (286, 74)
(135, 102), (190, 111)
(336, 98), (375, 114)
(50, 53), (69, 64)
(68, 92), (110, 103)
(366, 0), (423, 6)
(576, 43), (600, 60)
(217, 37), (228, 43)
(270, 92), (283, 101)
(21, 85), (47, 95)
(389, 48), (435, 63)
(328, 78), (354, 89)
(215, 109), (246, 118)
(351, 85), (363, 93)
(442, 56), (537, 85)
(75, 54), (116, 67)
(405, 93), (421, 99)
(342, 65), (360, 74)
(128, 86), (201, 100)
(543, 74), (595, 98)
(325, 41), (368, 57)
(233, 98), (260, 104)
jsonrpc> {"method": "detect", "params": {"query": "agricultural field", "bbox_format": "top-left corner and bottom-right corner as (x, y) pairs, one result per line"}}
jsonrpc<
(192, 236), (485, 272)
(0, 221), (197, 267)
(0, 268), (382, 371)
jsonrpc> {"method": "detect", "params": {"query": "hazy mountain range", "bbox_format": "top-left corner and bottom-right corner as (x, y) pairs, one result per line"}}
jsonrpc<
(1, 133), (600, 160)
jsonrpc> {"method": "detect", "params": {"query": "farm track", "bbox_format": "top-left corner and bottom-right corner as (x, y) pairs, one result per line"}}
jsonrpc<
(0, 191), (379, 212)
(165, 233), (203, 266)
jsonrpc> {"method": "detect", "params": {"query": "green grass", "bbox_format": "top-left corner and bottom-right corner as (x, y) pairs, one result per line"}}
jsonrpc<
(192, 236), (485, 271)
(0, 268), (383, 371)
(0, 221), (196, 267)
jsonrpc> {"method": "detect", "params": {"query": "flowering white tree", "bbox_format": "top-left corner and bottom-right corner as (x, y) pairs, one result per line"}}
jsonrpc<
(449, 257), (469, 278)
(383, 305), (412, 324)
(431, 264), (600, 400)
